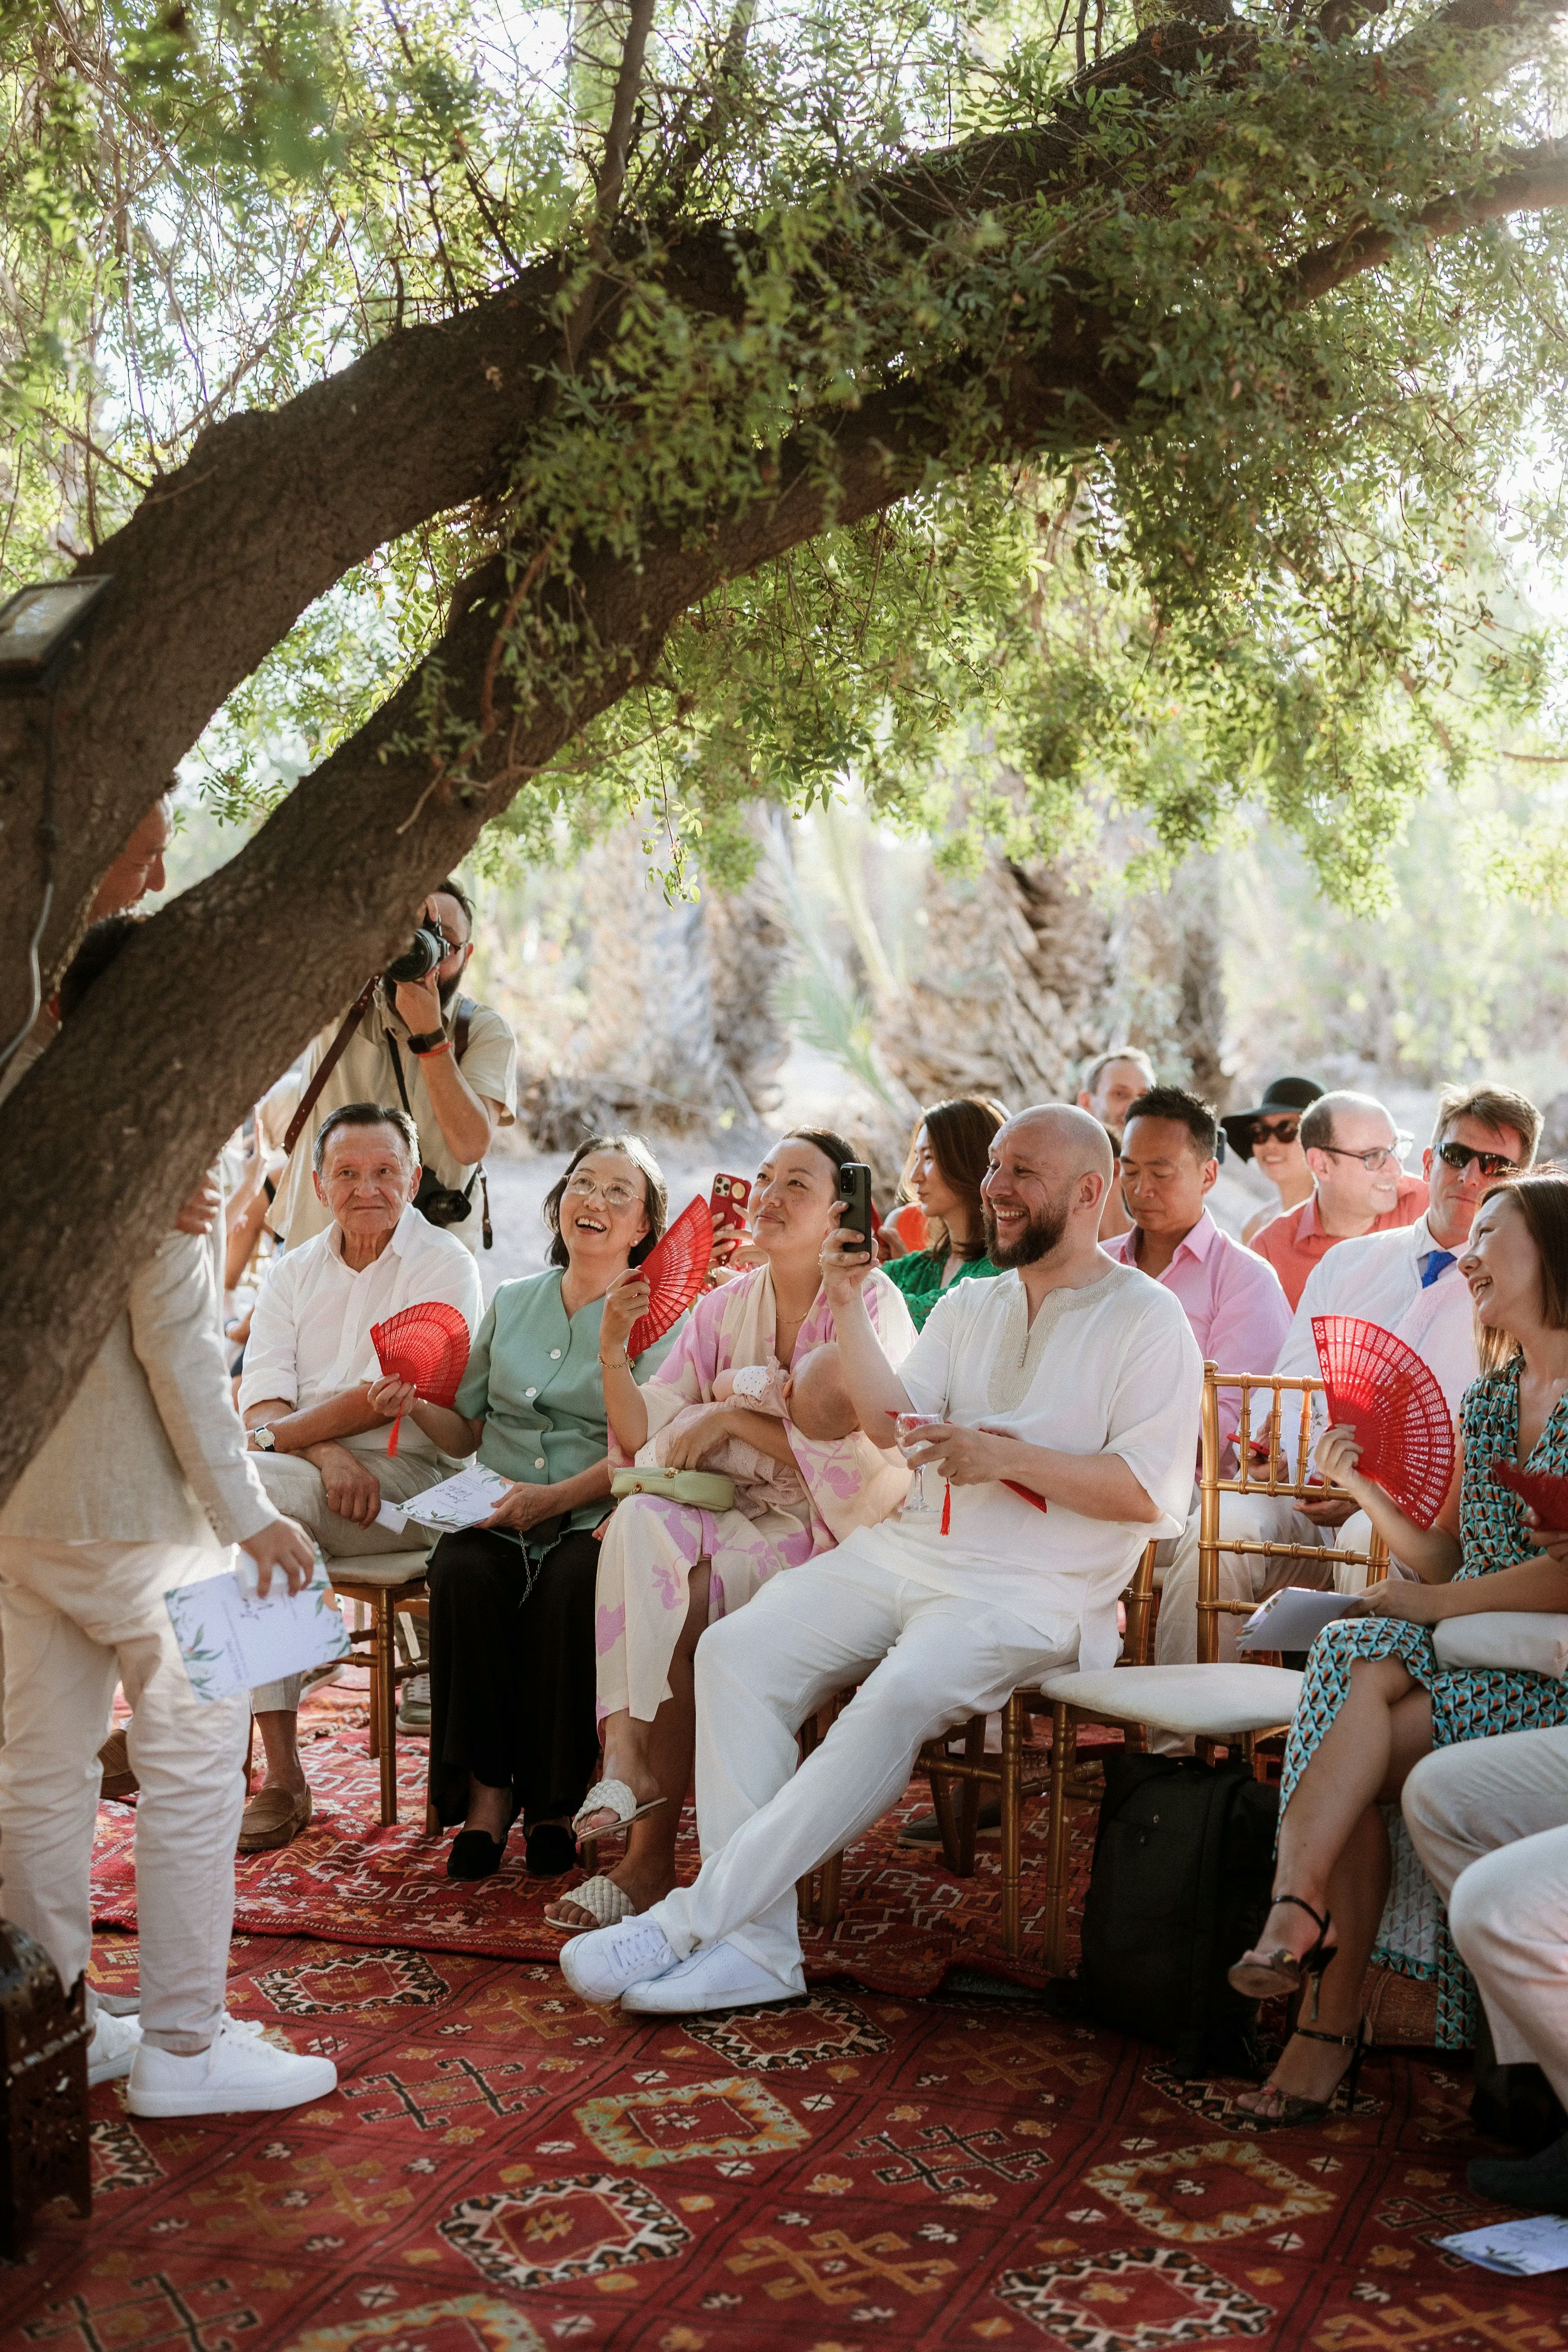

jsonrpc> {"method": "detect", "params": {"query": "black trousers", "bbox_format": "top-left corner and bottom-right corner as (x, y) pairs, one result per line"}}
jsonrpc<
(426, 1525), (602, 1829)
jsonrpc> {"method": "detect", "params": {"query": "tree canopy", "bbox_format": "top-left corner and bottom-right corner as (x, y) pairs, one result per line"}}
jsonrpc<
(0, 0), (1565, 1498)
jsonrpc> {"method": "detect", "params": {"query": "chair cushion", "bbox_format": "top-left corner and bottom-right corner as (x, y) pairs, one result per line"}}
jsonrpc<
(1037, 1664), (1304, 1739)
(1432, 1612), (1568, 1678)
(327, 1552), (431, 1591)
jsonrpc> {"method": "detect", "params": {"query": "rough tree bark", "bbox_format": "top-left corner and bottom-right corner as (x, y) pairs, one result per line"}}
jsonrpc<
(0, 0), (1564, 1501)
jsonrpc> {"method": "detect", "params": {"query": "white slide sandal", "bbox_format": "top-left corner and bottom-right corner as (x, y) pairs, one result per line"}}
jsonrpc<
(571, 1778), (667, 1843)
(545, 1874), (639, 1931)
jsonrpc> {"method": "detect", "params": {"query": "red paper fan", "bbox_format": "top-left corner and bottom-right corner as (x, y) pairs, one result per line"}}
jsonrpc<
(372, 1300), (472, 1456)
(1490, 1459), (1568, 1531)
(1311, 1315), (1455, 1528)
(628, 1197), (714, 1361)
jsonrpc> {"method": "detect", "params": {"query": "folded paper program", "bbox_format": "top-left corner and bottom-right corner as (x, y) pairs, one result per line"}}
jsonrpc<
(1236, 1584), (1359, 1653)
(165, 1564), (351, 1703)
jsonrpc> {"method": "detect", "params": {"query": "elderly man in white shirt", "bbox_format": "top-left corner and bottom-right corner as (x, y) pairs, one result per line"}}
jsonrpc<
(238, 1100), (483, 1849)
(560, 1105), (1202, 2017)
(1186, 1084), (1539, 1662)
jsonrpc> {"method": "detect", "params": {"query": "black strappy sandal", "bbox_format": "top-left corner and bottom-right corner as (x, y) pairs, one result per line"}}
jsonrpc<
(1241, 2020), (1371, 2127)
(1228, 1894), (1338, 2019)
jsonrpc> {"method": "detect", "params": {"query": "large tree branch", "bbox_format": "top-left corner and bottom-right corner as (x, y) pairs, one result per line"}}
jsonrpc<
(1283, 143), (1568, 301)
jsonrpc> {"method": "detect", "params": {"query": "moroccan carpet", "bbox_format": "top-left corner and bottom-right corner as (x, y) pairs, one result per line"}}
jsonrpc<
(5, 1920), (1563, 2350)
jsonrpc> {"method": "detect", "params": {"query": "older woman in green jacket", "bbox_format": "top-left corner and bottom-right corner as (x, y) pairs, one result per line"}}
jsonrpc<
(371, 1134), (679, 1881)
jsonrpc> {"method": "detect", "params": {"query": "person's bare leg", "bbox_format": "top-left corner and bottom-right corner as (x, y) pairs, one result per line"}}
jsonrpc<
(1238, 1672), (1433, 2115)
(253, 1709), (308, 1800)
(551, 1568), (710, 1926)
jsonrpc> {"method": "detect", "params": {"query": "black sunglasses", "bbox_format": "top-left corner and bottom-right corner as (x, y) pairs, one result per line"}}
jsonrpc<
(1437, 1140), (1521, 1180)
(1249, 1117), (1301, 1145)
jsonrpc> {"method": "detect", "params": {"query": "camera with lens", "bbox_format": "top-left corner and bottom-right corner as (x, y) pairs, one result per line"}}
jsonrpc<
(384, 921), (448, 984)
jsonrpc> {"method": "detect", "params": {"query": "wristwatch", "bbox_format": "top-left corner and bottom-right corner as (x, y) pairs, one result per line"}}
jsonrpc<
(252, 1424), (278, 1452)
(406, 1027), (447, 1056)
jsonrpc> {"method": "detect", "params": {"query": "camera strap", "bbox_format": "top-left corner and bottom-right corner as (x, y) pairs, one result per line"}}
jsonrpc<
(386, 997), (494, 1251)
(282, 978), (379, 1159)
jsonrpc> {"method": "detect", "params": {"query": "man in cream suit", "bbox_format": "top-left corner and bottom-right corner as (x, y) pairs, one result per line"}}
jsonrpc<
(0, 918), (338, 2117)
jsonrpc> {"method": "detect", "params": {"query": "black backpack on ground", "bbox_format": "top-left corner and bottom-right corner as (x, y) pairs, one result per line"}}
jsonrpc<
(1051, 1750), (1279, 2079)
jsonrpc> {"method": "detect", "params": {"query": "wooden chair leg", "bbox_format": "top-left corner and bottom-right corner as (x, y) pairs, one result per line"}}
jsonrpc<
(929, 1745), (962, 1872)
(956, 1714), (985, 1876)
(244, 1711), (255, 1792)
(999, 1694), (1024, 1958)
(816, 1849), (844, 1931)
(1043, 1701), (1076, 1973)
(376, 1596), (398, 1827)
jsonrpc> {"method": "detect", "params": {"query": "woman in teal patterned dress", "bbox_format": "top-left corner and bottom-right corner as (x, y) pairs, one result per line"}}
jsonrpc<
(1230, 1173), (1568, 2123)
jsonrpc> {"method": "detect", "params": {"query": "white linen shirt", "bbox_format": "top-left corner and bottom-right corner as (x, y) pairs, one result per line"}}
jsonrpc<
(239, 1204), (484, 1467)
(1268, 1212), (1476, 1472)
(842, 1260), (1203, 1670)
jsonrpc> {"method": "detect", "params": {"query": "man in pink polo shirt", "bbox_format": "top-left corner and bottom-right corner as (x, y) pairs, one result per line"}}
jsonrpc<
(1247, 1090), (1427, 1310)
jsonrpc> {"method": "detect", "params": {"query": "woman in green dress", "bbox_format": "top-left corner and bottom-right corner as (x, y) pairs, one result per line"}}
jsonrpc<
(1229, 1172), (1568, 2120)
(882, 1096), (1009, 1331)
(372, 1134), (680, 1882)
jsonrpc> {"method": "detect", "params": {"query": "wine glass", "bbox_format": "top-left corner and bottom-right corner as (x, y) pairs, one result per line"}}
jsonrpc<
(896, 1412), (944, 1514)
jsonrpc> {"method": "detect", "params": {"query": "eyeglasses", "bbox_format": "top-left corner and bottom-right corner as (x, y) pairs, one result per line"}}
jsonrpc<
(1436, 1140), (1521, 1181)
(1249, 1118), (1301, 1146)
(1316, 1139), (1411, 1174)
(563, 1173), (639, 1210)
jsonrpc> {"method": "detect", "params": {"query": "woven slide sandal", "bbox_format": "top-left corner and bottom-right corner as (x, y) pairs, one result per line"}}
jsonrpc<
(571, 1778), (667, 1845)
(544, 1875), (639, 1931)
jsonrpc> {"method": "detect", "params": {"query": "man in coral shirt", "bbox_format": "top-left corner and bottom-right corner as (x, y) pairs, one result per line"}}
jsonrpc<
(1248, 1090), (1427, 1311)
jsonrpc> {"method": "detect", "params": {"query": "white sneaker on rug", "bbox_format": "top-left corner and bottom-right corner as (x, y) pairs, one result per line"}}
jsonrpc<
(560, 1915), (679, 2005)
(88, 2007), (143, 2085)
(127, 2016), (337, 2117)
(621, 1942), (800, 2015)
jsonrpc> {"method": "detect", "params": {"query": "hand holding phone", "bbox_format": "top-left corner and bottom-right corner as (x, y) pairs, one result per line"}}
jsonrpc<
(837, 1162), (875, 1266)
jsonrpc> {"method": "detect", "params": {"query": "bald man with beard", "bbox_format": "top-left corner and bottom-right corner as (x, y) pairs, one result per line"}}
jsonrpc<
(561, 1106), (1204, 2017)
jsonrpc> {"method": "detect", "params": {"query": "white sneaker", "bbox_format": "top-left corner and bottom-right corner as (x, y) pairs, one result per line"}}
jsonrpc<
(88, 2008), (143, 2085)
(621, 1941), (800, 2015)
(127, 2016), (337, 2117)
(397, 1672), (431, 1733)
(560, 1915), (679, 2005)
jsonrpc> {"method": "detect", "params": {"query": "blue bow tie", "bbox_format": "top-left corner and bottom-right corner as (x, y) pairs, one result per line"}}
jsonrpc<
(1421, 1248), (1456, 1290)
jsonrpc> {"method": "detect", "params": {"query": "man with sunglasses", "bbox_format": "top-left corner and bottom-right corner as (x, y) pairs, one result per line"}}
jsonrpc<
(1248, 1089), (1429, 1311)
(265, 881), (517, 1259)
(1153, 1086), (1539, 1695)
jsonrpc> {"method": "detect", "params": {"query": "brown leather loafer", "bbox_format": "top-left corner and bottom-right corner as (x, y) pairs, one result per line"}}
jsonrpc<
(98, 1727), (139, 1802)
(237, 1784), (313, 1854)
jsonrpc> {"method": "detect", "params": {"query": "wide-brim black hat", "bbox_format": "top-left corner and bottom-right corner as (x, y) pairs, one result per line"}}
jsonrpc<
(1220, 1076), (1325, 1163)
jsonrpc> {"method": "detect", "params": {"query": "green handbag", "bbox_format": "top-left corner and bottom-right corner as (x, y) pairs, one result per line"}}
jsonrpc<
(610, 1466), (736, 1511)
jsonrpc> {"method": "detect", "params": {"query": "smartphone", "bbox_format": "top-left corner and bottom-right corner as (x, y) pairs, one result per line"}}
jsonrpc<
(709, 1172), (752, 1243)
(837, 1162), (875, 1264)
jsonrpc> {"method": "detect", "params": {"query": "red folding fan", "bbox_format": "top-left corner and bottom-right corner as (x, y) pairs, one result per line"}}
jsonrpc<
(628, 1196), (714, 1361)
(372, 1300), (472, 1456)
(1490, 1460), (1568, 1532)
(1311, 1315), (1455, 1528)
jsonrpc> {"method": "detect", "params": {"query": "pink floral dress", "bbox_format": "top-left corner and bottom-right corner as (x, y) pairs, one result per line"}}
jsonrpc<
(593, 1265), (917, 1722)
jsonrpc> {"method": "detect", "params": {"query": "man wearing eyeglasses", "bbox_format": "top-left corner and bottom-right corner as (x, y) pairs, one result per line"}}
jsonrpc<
(1154, 1086), (1541, 1686)
(1248, 1090), (1429, 1311)
(264, 882), (518, 1258)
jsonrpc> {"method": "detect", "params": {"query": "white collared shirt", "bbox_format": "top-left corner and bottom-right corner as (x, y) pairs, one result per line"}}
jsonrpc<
(1265, 1212), (1475, 1475)
(239, 1204), (483, 1464)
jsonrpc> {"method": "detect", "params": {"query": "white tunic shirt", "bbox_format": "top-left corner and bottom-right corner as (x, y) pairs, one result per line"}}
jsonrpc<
(239, 1205), (483, 1466)
(845, 1261), (1203, 1668)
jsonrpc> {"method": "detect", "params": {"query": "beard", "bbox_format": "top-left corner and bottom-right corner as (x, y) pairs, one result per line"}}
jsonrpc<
(984, 1189), (1072, 1269)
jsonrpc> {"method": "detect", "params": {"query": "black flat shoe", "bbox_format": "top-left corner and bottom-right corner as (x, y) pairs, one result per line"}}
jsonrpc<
(525, 1822), (577, 1878)
(447, 1829), (506, 1881)
(1470, 2128), (1568, 2210)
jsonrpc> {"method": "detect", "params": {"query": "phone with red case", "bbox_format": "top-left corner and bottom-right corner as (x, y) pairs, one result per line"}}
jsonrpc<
(708, 1173), (752, 1281)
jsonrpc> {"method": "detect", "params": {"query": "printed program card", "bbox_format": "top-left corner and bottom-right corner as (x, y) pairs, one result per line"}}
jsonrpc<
(165, 1564), (351, 1704)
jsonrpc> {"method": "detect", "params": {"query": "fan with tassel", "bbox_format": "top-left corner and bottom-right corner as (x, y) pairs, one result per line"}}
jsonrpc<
(371, 1300), (472, 1455)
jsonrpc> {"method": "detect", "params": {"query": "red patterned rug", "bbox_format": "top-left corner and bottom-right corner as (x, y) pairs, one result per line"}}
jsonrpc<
(90, 1692), (1440, 2040)
(0, 1919), (1550, 2350)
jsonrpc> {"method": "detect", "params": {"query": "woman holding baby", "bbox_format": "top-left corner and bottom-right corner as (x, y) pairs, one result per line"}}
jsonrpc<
(546, 1130), (917, 1931)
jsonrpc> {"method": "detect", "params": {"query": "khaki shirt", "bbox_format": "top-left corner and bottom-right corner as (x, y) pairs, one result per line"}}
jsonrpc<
(266, 992), (518, 1256)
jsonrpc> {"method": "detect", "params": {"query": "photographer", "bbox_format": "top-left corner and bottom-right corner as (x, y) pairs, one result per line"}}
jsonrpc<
(265, 881), (517, 1257)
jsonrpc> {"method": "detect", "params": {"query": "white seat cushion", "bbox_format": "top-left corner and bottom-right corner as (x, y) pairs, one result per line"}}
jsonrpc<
(1432, 1612), (1568, 1678)
(327, 1551), (431, 1590)
(1037, 1664), (1303, 1739)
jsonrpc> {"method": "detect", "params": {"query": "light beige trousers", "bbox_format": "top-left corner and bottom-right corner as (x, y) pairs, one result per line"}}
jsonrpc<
(1403, 1727), (1568, 2100)
(0, 1536), (246, 2052)
(249, 1447), (434, 1714)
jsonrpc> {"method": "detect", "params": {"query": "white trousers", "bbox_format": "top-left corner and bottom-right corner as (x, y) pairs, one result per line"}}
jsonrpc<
(0, 1536), (247, 2053)
(650, 1545), (1074, 1988)
(249, 1447), (432, 1713)
(1402, 1728), (1568, 2100)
